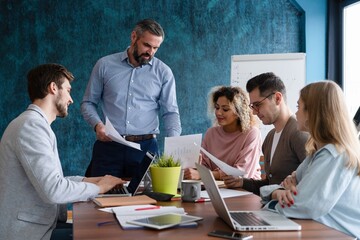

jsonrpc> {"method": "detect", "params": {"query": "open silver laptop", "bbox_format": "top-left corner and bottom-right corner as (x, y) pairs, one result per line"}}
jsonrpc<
(196, 163), (301, 231)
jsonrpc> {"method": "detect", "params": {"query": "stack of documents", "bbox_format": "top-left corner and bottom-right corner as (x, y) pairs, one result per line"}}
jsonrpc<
(109, 205), (195, 229)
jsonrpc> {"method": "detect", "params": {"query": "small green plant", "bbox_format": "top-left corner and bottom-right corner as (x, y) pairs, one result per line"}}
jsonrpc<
(151, 154), (181, 167)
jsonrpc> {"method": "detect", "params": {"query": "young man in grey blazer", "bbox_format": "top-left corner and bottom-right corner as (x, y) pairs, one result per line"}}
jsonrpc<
(0, 63), (125, 240)
(224, 72), (309, 195)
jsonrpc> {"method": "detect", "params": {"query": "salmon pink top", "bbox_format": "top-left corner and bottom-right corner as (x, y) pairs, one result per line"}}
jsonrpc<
(201, 126), (262, 179)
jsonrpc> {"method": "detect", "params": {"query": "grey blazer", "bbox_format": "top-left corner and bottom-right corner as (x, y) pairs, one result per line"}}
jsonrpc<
(0, 104), (99, 240)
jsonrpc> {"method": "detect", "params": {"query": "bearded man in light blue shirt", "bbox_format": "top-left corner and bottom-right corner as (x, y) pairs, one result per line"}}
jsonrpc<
(81, 19), (181, 178)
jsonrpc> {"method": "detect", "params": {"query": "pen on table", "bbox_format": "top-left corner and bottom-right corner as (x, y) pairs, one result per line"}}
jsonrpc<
(194, 198), (210, 203)
(134, 206), (161, 211)
(97, 220), (116, 227)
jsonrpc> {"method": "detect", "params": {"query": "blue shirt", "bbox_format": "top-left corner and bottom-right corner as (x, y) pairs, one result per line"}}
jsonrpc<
(261, 144), (360, 238)
(81, 49), (181, 136)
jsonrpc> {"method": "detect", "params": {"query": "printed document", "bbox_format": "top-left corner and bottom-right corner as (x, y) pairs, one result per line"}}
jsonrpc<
(200, 146), (246, 176)
(105, 117), (141, 151)
(164, 134), (202, 168)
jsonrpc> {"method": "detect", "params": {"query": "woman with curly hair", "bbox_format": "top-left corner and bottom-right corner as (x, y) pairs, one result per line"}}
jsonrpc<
(184, 86), (262, 180)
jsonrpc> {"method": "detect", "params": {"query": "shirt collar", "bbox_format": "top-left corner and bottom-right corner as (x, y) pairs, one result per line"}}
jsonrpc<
(315, 143), (339, 158)
(27, 104), (50, 125)
(121, 47), (154, 67)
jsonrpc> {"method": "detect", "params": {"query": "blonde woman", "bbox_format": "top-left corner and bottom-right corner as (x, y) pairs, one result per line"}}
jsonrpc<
(184, 86), (262, 180)
(261, 81), (360, 238)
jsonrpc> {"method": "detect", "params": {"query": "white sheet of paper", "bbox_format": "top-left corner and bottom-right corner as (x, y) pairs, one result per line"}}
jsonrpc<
(199, 146), (246, 176)
(200, 188), (251, 199)
(164, 134), (202, 168)
(113, 205), (184, 216)
(105, 117), (141, 151)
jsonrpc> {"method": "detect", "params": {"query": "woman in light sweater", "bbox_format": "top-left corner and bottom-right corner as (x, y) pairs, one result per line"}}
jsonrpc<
(184, 86), (262, 180)
(261, 81), (360, 238)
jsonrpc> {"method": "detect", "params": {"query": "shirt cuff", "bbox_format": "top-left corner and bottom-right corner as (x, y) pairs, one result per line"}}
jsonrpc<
(260, 184), (283, 203)
(263, 200), (279, 213)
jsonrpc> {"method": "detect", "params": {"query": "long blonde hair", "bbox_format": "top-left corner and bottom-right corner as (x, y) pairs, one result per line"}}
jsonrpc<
(300, 81), (360, 175)
(208, 86), (257, 132)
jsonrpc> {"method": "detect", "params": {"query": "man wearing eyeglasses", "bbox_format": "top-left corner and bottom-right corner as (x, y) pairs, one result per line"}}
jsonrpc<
(223, 72), (309, 196)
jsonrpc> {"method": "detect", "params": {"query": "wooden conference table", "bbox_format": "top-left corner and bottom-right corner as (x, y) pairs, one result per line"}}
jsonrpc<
(73, 193), (354, 240)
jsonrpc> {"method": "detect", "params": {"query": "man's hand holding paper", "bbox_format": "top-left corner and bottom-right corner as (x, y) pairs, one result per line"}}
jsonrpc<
(104, 117), (142, 151)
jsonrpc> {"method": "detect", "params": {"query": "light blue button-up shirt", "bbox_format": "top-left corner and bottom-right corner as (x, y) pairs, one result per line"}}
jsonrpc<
(261, 144), (360, 238)
(81, 49), (181, 137)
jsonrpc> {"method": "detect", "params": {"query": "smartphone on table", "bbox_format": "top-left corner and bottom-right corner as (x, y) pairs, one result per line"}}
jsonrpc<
(208, 230), (253, 240)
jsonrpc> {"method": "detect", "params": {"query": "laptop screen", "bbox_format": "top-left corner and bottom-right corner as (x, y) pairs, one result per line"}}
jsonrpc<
(127, 151), (156, 195)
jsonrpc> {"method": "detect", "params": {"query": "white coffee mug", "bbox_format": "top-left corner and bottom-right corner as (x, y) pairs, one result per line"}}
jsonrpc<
(181, 180), (201, 202)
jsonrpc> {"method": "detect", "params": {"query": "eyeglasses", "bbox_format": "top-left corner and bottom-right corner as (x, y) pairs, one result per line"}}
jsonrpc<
(249, 92), (275, 111)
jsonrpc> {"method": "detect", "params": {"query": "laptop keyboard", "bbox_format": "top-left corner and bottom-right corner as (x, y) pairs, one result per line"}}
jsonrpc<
(107, 187), (129, 195)
(230, 212), (270, 226)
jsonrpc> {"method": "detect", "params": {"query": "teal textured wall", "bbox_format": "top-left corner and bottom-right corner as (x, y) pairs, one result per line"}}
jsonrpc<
(0, 0), (304, 176)
(296, 0), (327, 82)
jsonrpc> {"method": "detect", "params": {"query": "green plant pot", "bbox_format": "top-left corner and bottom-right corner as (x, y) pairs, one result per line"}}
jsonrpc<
(150, 166), (181, 195)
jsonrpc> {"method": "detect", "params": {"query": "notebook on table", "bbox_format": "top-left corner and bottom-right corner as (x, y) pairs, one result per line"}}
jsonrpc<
(196, 163), (301, 231)
(93, 195), (157, 207)
(97, 151), (156, 197)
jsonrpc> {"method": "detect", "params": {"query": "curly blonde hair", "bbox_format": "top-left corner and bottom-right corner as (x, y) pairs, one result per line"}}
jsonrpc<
(208, 86), (257, 132)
